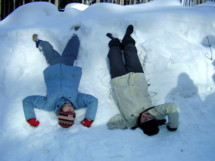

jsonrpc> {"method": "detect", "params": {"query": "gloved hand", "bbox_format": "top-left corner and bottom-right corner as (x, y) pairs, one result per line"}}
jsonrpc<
(157, 119), (166, 125)
(167, 125), (177, 131)
(81, 118), (93, 128)
(27, 118), (40, 127)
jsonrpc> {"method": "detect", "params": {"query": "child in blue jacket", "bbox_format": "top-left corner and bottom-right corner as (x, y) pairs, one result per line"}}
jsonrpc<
(23, 33), (98, 128)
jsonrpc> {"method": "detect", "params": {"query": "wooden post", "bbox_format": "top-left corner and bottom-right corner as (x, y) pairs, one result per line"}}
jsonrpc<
(1, 0), (13, 19)
(119, 0), (124, 5)
(24, 0), (31, 3)
(54, 0), (59, 8)
(15, 0), (23, 9)
(2, 0), (212, 20)
(0, 0), (1, 19)
(197, 0), (201, 4)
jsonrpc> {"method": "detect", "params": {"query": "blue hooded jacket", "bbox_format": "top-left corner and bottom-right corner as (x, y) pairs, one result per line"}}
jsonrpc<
(23, 64), (98, 121)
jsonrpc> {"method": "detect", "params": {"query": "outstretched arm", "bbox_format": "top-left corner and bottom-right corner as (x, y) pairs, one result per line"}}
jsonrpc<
(22, 95), (47, 127)
(76, 93), (98, 127)
(107, 114), (128, 130)
(152, 103), (179, 130)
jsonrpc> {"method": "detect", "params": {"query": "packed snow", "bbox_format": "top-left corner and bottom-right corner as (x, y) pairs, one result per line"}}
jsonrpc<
(0, 0), (215, 161)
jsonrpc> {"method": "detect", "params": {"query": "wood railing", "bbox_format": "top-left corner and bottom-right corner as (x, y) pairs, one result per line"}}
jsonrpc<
(0, 0), (214, 20)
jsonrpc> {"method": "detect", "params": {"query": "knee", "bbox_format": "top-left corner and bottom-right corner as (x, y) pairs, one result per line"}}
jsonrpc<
(122, 36), (135, 49)
(72, 34), (80, 43)
(72, 34), (79, 39)
(108, 38), (122, 48)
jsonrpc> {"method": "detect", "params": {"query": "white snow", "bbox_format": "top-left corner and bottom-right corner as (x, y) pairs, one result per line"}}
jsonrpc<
(0, 0), (215, 161)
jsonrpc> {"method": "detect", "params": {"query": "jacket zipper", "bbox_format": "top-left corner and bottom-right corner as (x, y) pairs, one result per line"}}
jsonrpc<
(60, 64), (62, 97)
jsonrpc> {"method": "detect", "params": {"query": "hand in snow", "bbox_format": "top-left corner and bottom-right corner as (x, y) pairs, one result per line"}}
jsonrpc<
(81, 119), (93, 128)
(27, 118), (40, 127)
(167, 125), (177, 131)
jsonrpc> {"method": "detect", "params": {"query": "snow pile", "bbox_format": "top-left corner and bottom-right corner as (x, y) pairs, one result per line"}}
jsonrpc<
(0, 0), (215, 161)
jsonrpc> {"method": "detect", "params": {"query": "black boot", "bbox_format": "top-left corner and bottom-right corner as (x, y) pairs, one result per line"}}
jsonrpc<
(122, 25), (135, 49)
(125, 24), (134, 36)
(106, 33), (121, 48)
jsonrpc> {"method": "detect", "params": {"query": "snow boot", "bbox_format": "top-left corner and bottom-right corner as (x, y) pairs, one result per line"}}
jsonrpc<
(106, 33), (121, 48)
(122, 25), (135, 49)
(32, 34), (38, 42)
(106, 33), (114, 40)
(71, 25), (80, 31)
(32, 34), (40, 48)
(106, 34), (121, 49)
(125, 24), (134, 36)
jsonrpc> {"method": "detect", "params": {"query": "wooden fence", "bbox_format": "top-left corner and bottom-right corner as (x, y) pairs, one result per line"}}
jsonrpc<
(0, 0), (214, 20)
(182, 0), (215, 6)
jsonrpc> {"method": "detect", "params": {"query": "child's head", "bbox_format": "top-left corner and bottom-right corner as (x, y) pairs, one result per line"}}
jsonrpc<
(61, 104), (74, 113)
(58, 104), (76, 128)
(137, 112), (159, 136)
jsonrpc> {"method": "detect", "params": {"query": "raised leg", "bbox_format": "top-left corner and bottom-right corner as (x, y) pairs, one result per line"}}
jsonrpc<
(107, 38), (127, 78)
(123, 43), (143, 73)
(38, 40), (61, 65)
(61, 34), (80, 66)
(122, 25), (143, 73)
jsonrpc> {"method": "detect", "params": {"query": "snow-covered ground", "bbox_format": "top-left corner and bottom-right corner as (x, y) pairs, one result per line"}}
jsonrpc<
(0, 0), (215, 160)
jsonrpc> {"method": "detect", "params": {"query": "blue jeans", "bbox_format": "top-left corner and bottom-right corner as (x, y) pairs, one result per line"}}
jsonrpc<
(38, 34), (80, 66)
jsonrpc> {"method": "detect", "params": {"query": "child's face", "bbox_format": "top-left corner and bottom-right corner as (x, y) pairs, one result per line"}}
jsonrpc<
(140, 113), (154, 124)
(62, 104), (74, 113)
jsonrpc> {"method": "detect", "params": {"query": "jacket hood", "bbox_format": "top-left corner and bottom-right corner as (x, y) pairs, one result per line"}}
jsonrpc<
(54, 97), (72, 114)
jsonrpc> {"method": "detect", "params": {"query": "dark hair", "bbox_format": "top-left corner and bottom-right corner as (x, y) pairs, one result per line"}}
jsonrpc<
(139, 119), (159, 136)
(131, 112), (146, 130)
(136, 111), (159, 136)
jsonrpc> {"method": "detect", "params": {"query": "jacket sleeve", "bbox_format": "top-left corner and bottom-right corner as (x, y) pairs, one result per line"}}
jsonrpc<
(22, 95), (47, 120)
(107, 114), (128, 130)
(166, 103), (179, 128)
(76, 93), (98, 121)
(151, 103), (179, 129)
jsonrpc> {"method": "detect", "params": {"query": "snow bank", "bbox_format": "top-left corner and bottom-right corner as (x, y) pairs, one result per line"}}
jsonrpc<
(0, 0), (215, 161)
